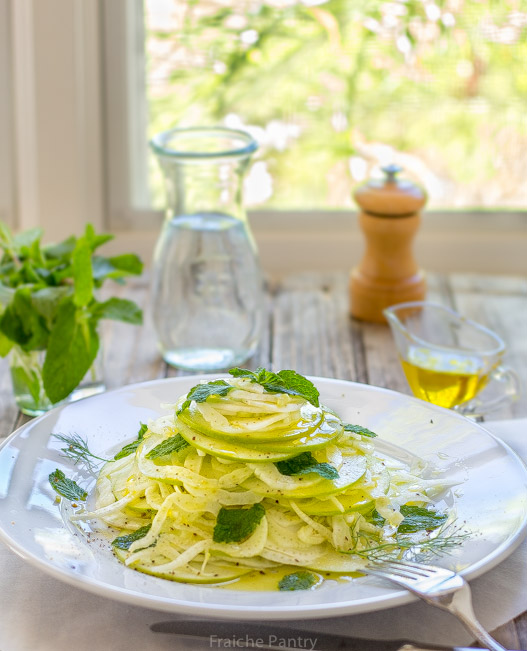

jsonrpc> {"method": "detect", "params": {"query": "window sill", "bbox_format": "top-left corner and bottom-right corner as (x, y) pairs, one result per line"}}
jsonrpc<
(101, 209), (527, 277)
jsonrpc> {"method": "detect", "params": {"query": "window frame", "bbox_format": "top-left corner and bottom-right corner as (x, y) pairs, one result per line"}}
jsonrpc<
(0, 0), (15, 229)
(7, 0), (105, 241)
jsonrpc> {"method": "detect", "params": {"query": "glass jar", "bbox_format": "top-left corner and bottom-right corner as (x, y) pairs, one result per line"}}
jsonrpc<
(8, 345), (105, 416)
(150, 127), (264, 371)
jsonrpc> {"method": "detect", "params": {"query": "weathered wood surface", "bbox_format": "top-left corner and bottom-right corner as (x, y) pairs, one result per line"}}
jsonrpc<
(270, 271), (526, 419)
(2, 271), (525, 433)
(0, 270), (526, 645)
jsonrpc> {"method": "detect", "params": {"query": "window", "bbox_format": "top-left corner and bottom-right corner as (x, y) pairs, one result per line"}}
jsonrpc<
(3, 0), (526, 274)
(142, 0), (527, 211)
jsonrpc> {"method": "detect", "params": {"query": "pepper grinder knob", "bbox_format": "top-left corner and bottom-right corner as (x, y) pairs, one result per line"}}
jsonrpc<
(349, 165), (427, 323)
(381, 163), (403, 183)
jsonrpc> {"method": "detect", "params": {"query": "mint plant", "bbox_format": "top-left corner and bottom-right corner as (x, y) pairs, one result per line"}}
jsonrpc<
(0, 222), (143, 410)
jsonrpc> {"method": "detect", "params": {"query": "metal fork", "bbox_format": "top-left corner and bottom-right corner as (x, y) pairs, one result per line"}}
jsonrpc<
(364, 559), (507, 651)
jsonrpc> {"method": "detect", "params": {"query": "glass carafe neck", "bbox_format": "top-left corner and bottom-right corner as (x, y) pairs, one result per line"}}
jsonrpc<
(159, 157), (250, 222)
(151, 127), (257, 222)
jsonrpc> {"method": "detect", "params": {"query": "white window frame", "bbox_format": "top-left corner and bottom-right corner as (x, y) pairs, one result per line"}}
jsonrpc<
(4, 0), (527, 276)
(103, 0), (152, 231)
(0, 0), (15, 229)
(8, 0), (104, 242)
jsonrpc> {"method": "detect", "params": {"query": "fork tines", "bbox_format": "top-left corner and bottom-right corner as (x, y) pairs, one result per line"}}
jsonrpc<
(367, 559), (457, 581)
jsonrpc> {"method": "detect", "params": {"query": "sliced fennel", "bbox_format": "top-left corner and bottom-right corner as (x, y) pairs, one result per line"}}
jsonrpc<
(78, 373), (456, 589)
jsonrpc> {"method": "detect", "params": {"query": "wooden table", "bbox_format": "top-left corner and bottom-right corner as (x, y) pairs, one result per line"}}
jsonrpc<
(1, 270), (526, 648)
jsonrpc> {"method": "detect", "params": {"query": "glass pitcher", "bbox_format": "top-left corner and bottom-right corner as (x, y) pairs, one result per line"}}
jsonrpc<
(150, 127), (264, 371)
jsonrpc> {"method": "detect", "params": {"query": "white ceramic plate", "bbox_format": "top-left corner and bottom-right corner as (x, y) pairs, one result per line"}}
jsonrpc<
(1, 376), (527, 620)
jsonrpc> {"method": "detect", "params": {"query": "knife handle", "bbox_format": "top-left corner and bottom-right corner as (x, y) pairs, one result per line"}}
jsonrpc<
(398, 646), (518, 651)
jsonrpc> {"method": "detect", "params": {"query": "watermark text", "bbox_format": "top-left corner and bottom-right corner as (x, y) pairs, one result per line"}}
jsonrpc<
(209, 634), (318, 649)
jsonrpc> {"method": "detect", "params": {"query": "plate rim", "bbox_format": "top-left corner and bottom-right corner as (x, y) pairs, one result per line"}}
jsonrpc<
(1, 375), (527, 620)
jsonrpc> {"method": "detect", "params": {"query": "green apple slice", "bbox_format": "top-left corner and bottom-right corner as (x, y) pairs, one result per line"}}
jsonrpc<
(178, 402), (323, 443)
(114, 548), (251, 583)
(294, 491), (374, 516)
(126, 496), (155, 514)
(176, 419), (296, 462)
(177, 408), (341, 453)
(242, 455), (368, 499)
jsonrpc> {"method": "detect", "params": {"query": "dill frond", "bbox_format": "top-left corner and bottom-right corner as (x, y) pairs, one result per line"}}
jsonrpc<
(354, 522), (470, 563)
(53, 433), (109, 474)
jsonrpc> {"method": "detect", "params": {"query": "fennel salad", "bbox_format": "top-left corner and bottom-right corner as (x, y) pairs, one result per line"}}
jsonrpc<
(51, 368), (462, 591)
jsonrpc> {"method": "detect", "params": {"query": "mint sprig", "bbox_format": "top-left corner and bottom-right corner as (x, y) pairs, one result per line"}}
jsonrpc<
(275, 451), (339, 480)
(114, 423), (148, 460)
(49, 469), (87, 502)
(213, 504), (265, 544)
(177, 380), (234, 413)
(146, 433), (189, 460)
(0, 222), (143, 404)
(229, 367), (320, 407)
(344, 424), (378, 438)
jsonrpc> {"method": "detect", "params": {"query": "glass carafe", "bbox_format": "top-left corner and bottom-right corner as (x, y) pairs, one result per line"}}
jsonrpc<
(150, 127), (264, 371)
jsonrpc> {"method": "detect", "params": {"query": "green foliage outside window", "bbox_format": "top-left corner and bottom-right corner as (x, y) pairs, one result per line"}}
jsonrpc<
(145, 0), (527, 209)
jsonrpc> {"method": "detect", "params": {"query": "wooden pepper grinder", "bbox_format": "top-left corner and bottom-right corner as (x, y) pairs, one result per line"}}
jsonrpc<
(350, 164), (427, 323)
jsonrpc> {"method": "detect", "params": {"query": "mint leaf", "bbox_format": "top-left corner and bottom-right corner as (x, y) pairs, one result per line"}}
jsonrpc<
(213, 504), (265, 544)
(398, 505), (448, 534)
(275, 370), (320, 407)
(278, 571), (318, 591)
(92, 254), (143, 281)
(14, 227), (43, 253)
(44, 236), (77, 260)
(92, 297), (143, 325)
(0, 222), (14, 250)
(230, 367), (277, 383)
(114, 441), (142, 460)
(107, 254), (143, 275)
(0, 288), (49, 351)
(42, 300), (99, 403)
(370, 510), (386, 527)
(112, 524), (152, 550)
(344, 424), (378, 438)
(146, 434), (189, 460)
(178, 380), (234, 413)
(27, 237), (45, 267)
(229, 367), (320, 407)
(0, 280), (13, 304)
(114, 423), (148, 460)
(72, 238), (93, 307)
(84, 224), (114, 252)
(275, 452), (339, 480)
(49, 469), (87, 501)
(0, 329), (13, 357)
(31, 286), (71, 328)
